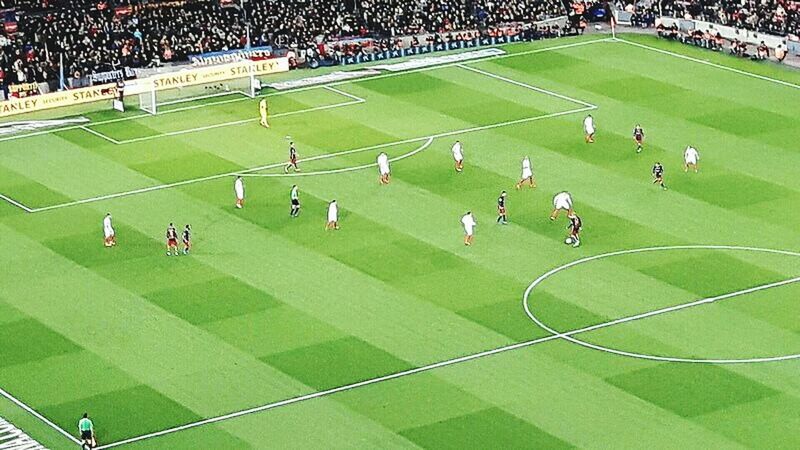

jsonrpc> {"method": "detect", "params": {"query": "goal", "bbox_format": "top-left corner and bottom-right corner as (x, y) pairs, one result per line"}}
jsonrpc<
(138, 66), (262, 115)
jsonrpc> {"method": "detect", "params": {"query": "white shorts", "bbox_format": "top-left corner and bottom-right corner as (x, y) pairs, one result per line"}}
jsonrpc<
(584, 126), (595, 135)
(104, 227), (115, 238)
(379, 164), (390, 175)
(685, 156), (698, 165)
(235, 188), (244, 200)
(453, 153), (463, 162)
(521, 168), (533, 179)
(464, 225), (474, 236)
(328, 212), (338, 222)
(553, 194), (572, 210)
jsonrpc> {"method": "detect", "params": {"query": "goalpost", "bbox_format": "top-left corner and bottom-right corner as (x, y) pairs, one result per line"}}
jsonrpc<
(137, 62), (263, 115)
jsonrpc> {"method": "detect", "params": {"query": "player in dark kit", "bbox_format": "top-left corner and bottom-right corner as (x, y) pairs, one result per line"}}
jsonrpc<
(567, 214), (582, 247)
(166, 223), (179, 256)
(284, 142), (300, 173)
(496, 190), (508, 224)
(633, 124), (644, 153)
(652, 162), (667, 190)
(182, 224), (191, 255)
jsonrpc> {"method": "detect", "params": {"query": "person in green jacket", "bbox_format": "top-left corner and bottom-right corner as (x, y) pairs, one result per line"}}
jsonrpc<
(78, 413), (95, 449)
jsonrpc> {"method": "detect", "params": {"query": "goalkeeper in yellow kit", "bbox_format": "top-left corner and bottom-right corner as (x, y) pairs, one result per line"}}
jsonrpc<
(259, 98), (269, 128)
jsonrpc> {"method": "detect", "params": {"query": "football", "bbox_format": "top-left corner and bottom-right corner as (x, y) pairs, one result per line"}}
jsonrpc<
(565, 237), (573, 245)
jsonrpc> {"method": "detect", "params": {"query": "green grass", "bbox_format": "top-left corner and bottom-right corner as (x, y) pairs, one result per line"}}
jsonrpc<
(2, 33), (800, 449)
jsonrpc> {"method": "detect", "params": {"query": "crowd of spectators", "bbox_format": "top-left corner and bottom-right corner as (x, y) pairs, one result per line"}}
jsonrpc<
(663, 0), (800, 38)
(0, 0), (569, 92)
(657, 21), (788, 62)
(2, 0), (798, 95)
(602, 0), (795, 63)
(323, 22), (566, 63)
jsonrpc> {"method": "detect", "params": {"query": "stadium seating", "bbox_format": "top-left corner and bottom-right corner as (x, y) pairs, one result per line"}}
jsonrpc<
(3, 0), (794, 92)
(663, 0), (800, 38)
(0, 0), (569, 90)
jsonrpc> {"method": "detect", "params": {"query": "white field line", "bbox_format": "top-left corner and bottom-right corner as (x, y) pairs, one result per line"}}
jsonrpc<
(456, 64), (597, 108)
(0, 193), (33, 212)
(0, 38), (612, 144)
(95, 248), (800, 449)
(323, 85), (367, 103)
(523, 245), (800, 363)
(114, 93), (366, 145)
(0, 387), (81, 445)
(552, 276), (800, 353)
(5, 36), (795, 147)
(154, 88), (252, 108)
(27, 106), (591, 213)
(0, 93), (254, 143)
(94, 336), (565, 449)
(259, 38), (614, 98)
(80, 125), (122, 145)
(239, 137), (434, 177)
(8, 36), (799, 446)
(617, 38), (800, 91)
(0, 85), (361, 145)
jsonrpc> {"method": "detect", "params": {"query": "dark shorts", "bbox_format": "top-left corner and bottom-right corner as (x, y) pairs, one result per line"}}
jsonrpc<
(168, 238), (178, 246)
(291, 199), (300, 206)
(81, 429), (92, 440)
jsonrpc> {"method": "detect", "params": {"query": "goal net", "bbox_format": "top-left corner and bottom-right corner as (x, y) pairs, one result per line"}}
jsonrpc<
(137, 64), (262, 115)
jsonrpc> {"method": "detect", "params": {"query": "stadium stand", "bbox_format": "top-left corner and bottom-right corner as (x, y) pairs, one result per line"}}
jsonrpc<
(3, 0), (794, 96)
(0, 0), (569, 94)
(664, 0), (800, 38)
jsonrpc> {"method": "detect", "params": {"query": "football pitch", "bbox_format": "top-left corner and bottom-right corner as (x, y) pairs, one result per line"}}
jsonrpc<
(2, 33), (800, 449)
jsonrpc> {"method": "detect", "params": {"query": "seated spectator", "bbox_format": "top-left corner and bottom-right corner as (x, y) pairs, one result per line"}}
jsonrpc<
(754, 41), (769, 60)
(714, 32), (724, 50)
(729, 38), (741, 56)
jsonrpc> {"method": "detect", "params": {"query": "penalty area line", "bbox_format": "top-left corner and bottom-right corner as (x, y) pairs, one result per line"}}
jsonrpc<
(0, 37), (612, 145)
(239, 106), (595, 178)
(456, 64), (597, 109)
(27, 135), (428, 212)
(26, 106), (590, 212)
(95, 265), (790, 449)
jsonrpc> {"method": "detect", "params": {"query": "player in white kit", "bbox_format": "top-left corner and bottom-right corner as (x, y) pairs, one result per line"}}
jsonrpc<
(515, 156), (535, 189)
(103, 213), (116, 247)
(550, 191), (574, 220)
(451, 141), (464, 172)
(684, 146), (700, 173)
(290, 185), (300, 217)
(461, 211), (476, 246)
(234, 176), (245, 209)
(326, 200), (340, 230)
(377, 152), (391, 184)
(583, 114), (595, 143)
